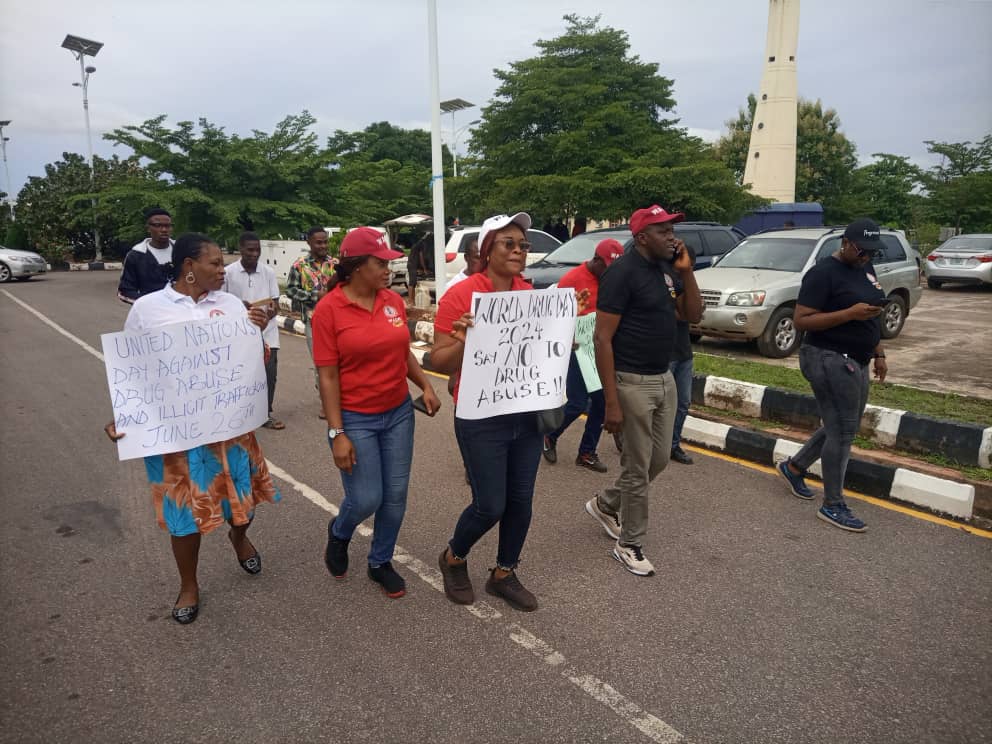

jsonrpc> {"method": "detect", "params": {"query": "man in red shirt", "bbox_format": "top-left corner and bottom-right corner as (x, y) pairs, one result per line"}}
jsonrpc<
(542, 238), (624, 472)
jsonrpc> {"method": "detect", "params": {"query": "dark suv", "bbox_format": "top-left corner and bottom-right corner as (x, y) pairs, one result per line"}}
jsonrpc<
(525, 222), (745, 289)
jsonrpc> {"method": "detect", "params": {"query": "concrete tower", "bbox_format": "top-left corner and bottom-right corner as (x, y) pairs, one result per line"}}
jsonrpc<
(743, 0), (800, 203)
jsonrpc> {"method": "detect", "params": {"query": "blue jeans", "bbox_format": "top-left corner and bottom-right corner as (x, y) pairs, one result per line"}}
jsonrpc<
(451, 412), (543, 569)
(332, 397), (414, 566)
(791, 345), (870, 506)
(550, 352), (605, 455)
(670, 357), (693, 449)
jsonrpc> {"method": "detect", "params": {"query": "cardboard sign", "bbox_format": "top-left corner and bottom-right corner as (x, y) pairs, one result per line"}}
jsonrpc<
(456, 287), (577, 419)
(101, 316), (268, 460)
(574, 312), (602, 393)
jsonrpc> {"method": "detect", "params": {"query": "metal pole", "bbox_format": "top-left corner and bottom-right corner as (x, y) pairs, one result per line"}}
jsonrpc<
(427, 0), (446, 299)
(78, 55), (102, 262)
(0, 125), (13, 220)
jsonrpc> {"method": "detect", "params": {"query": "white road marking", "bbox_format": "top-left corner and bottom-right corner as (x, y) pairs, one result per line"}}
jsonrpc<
(3, 290), (687, 744)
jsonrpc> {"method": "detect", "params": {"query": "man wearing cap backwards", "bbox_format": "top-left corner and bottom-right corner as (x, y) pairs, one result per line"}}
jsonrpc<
(587, 205), (702, 577)
(118, 207), (176, 304)
(315, 227), (441, 599)
(777, 218), (890, 533)
(542, 238), (624, 473)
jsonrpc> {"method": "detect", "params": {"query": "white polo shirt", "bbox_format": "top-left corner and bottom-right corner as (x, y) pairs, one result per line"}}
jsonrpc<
(125, 285), (249, 332)
(222, 260), (281, 348)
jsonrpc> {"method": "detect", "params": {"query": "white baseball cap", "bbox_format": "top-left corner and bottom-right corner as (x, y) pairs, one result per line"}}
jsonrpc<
(478, 212), (532, 253)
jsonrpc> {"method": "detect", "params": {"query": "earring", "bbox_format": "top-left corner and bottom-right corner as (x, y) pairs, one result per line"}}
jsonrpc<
(185, 271), (196, 284)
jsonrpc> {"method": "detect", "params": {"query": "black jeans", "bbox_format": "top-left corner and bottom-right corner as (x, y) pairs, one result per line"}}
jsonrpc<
(450, 412), (543, 569)
(265, 347), (279, 415)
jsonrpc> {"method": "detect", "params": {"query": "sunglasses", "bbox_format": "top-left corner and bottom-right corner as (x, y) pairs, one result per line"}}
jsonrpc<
(492, 238), (532, 252)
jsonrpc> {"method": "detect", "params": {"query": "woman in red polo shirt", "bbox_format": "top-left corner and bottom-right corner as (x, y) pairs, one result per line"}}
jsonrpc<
(313, 227), (441, 599)
(431, 212), (543, 612)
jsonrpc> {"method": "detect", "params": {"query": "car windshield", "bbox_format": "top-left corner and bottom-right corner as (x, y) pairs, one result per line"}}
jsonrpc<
(716, 237), (817, 272)
(939, 236), (992, 253)
(540, 231), (629, 265)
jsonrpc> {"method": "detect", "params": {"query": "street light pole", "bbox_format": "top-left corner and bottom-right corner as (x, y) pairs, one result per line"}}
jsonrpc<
(450, 119), (480, 178)
(0, 121), (13, 220)
(62, 34), (104, 262)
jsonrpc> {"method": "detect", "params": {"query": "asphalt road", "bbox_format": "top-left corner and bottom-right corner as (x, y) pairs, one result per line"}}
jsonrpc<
(1, 272), (990, 744)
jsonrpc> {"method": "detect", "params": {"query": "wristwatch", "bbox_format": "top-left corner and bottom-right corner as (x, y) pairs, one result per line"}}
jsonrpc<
(327, 428), (346, 443)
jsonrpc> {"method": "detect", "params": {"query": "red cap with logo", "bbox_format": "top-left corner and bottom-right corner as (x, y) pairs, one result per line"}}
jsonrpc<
(340, 227), (404, 261)
(629, 205), (685, 236)
(594, 238), (624, 266)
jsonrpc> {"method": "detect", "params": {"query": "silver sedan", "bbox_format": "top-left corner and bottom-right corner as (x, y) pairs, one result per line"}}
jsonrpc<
(924, 234), (992, 289)
(0, 246), (49, 282)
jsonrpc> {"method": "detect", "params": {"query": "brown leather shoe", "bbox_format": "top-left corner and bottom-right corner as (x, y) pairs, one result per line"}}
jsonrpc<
(485, 569), (538, 612)
(438, 549), (474, 605)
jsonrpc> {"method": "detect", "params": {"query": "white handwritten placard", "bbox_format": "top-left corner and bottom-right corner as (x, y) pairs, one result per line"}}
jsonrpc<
(457, 287), (577, 420)
(101, 316), (268, 460)
(574, 312), (602, 393)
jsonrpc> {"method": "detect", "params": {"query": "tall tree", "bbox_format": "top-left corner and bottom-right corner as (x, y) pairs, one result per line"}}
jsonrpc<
(922, 135), (992, 232)
(833, 153), (924, 227)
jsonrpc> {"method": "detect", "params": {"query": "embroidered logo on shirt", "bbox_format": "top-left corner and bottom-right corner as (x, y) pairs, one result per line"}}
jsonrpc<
(383, 304), (403, 327)
(209, 309), (226, 317)
(664, 273), (677, 298)
(865, 272), (883, 290)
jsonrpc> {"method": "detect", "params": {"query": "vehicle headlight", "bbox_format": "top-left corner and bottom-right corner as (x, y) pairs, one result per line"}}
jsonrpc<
(6, 255), (26, 262)
(726, 291), (766, 306)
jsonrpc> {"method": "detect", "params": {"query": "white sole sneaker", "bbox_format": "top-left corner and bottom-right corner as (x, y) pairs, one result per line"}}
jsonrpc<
(585, 497), (621, 540)
(612, 543), (655, 577)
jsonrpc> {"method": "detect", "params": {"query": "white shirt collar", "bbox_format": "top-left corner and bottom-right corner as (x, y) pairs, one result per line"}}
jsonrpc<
(162, 284), (220, 304)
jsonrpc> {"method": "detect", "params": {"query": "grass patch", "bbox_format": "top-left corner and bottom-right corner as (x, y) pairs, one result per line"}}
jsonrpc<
(694, 353), (992, 428)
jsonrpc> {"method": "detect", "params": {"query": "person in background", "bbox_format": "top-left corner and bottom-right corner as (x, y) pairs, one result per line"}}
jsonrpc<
(315, 227), (441, 599)
(286, 226), (337, 415)
(777, 218), (889, 533)
(223, 231), (284, 430)
(104, 233), (280, 625)
(571, 216), (587, 238)
(441, 239), (481, 298)
(669, 242), (697, 465)
(118, 208), (175, 304)
(432, 213), (543, 612)
(552, 220), (570, 243)
(542, 238), (624, 473)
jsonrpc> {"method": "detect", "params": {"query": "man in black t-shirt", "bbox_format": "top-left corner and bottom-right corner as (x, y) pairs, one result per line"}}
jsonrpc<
(777, 218), (889, 534)
(586, 205), (703, 577)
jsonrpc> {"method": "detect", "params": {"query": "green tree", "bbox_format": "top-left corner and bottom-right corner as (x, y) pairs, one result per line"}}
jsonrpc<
(462, 15), (761, 224)
(921, 135), (992, 232)
(833, 153), (924, 227)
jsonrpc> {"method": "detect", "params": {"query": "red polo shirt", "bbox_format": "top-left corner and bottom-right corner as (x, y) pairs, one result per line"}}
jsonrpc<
(434, 272), (533, 403)
(557, 263), (599, 316)
(312, 285), (410, 413)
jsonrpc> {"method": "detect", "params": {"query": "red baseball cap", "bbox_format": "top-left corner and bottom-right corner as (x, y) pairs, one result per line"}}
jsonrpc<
(340, 227), (404, 261)
(594, 238), (624, 266)
(629, 204), (685, 236)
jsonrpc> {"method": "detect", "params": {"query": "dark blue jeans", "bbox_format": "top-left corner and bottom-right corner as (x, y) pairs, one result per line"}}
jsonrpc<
(549, 352), (605, 455)
(332, 397), (414, 566)
(450, 412), (543, 569)
(670, 356), (693, 449)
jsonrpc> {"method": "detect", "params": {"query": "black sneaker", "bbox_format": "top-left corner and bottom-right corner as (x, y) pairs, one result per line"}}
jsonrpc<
(324, 518), (350, 578)
(542, 435), (558, 464)
(576, 452), (608, 473)
(670, 446), (693, 465)
(485, 569), (538, 612)
(438, 549), (474, 604)
(368, 562), (406, 598)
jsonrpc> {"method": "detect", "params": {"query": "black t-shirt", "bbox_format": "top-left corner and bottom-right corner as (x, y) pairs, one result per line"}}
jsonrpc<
(797, 256), (886, 364)
(597, 248), (680, 374)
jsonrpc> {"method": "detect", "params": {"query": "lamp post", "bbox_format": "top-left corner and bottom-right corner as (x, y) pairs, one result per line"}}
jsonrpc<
(439, 98), (475, 178)
(449, 119), (480, 178)
(0, 120), (13, 220)
(61, 34), (104, 262)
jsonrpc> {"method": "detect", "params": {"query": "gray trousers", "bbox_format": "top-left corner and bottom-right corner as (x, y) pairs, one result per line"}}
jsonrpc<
(303, 308), (317, 389)
(791, 345), (870, 506)
(600, 370), (677, 548)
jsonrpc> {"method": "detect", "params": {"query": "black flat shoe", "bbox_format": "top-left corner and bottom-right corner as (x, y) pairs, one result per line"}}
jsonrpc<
(238, 552), (262, 575)
(172, 597), (199, 625)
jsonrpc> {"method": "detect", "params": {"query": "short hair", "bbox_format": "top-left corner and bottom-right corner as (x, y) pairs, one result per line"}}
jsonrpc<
(306, 226), (327, 239)
(239, 230), (260, 245)
(172, 233), (215, 281)
(144, 207), (171, 221)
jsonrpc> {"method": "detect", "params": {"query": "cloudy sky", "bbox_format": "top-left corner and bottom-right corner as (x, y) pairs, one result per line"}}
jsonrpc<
(1, 0), (990, 199)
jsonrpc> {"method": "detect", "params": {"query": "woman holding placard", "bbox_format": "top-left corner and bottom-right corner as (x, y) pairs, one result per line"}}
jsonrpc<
(104, 233), (280, 625)
(431, 212), (543, 612)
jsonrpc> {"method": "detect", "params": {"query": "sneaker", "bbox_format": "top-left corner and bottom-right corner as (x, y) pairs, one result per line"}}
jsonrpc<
(542, 435), (558, 464)
(670, 446), (693, 465)
(576, 452), (608, 473)
(777, 459), (815, 500)
(613, 431), (624, 453)
(612, 542), (655, 577)
(585, 496), (621, 540)
(485, 569), (538, 612)
(438, 548), (474, 605)
(324, 518), (350, 578)
(817, 503), (867, 533)
(368, 562), (406, 598)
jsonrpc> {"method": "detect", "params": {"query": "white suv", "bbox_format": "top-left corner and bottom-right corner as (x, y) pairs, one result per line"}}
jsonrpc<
(691, 227), (923, 357)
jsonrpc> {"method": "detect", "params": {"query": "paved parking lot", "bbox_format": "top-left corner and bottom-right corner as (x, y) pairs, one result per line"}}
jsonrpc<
(694, 284), (992, 399)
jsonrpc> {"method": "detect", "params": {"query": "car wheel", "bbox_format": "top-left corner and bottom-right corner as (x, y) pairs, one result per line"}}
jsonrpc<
(0, 263), (11, 283)
(927, 278), (942, 290)
(757, 306), (802, 358)
(880, 295), (907, 339)
(689, 333), (702, 344)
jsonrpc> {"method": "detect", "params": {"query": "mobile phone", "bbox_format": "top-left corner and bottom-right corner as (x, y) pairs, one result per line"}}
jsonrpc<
(868, 297), (888, 307)
(411, 394), (430, 414)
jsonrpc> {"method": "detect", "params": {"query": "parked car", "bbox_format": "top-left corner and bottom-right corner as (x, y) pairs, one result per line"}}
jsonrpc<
(0, 246), (49, 282)
(691, 227), (923, 357)
(443, 225), (560, 277)
(525, 222), (745, 289)
(923, 234), (992, 288)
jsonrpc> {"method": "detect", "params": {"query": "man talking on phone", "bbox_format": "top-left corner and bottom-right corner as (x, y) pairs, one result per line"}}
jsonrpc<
(777, 218), (889, 533)
(587, 205), (702, 577)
